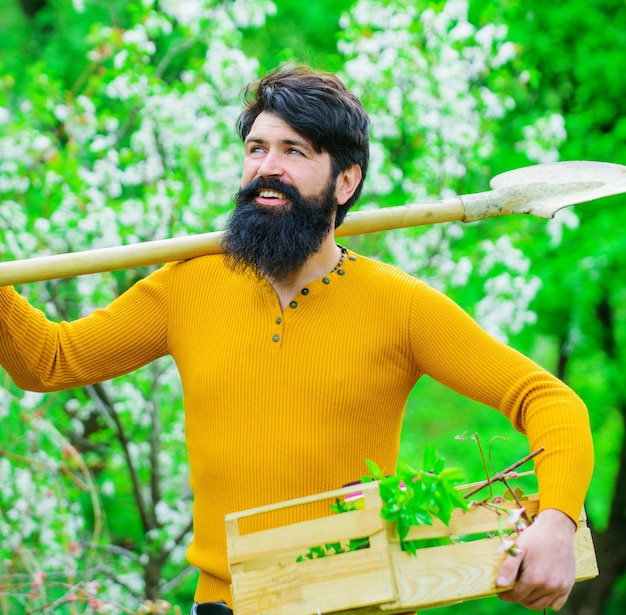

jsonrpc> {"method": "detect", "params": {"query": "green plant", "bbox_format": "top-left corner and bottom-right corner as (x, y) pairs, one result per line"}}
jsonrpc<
(362, 443), (469, 555)
(297, 439), (540, 564)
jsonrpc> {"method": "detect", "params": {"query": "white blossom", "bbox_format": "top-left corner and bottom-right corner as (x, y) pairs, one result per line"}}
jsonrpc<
(0, 388), (10, 419)
(518, 113), (567, 163)
(546, 207), (580, 248)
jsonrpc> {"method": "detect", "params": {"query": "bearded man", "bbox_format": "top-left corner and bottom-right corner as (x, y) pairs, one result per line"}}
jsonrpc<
(0, 65), (593, 615)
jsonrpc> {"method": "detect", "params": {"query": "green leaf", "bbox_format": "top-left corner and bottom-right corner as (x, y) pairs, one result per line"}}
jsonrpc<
(422, 443), (437, 472)
(402, 540), (419, 556)
(440, 467), (466, 484)
(433, 492), (453, 526)
(381, 501), (401, 520)
(397, 459), (419, 475)
(349, 537), (370, 551)
(412, 508), (434, 526)
(503, 485), (525, 501)
(365, 458), (384, 480)
(445, 485), (470, 511)
(397, 514), (411, 540)
(325, 542), (343, 555)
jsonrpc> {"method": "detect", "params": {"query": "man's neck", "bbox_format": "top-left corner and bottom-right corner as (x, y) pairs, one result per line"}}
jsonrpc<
(267, 235), (342, 311)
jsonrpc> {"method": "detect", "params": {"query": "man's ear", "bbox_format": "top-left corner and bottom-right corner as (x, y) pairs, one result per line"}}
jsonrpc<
(334, 164), (362, 206)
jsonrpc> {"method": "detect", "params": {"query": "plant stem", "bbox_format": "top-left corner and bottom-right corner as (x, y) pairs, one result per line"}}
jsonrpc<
(500, 475), (533, 525)
(461, 447), (545, 499)
(474, 432), (494, 498)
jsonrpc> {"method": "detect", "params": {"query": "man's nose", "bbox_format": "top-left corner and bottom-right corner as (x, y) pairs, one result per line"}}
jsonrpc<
(256, 150), (284, 178)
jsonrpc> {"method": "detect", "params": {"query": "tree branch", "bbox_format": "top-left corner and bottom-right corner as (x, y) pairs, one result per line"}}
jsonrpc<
(85, 382), (156, 533)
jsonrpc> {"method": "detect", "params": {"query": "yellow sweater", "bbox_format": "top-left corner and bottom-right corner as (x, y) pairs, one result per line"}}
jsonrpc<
(0, 250), (593, 604)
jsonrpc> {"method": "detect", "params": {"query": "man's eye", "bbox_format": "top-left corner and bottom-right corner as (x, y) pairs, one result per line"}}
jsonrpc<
(287, 148), (303, 156)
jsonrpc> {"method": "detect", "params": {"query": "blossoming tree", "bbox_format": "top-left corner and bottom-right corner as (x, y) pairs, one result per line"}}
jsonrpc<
(0, 0), (566, 612)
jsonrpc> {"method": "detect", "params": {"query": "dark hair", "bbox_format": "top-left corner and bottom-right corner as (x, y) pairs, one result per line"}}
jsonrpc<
(237, 64), (370, 226)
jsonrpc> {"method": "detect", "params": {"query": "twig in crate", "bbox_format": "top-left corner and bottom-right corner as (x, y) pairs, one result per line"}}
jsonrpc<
(460, 447), (545, 500)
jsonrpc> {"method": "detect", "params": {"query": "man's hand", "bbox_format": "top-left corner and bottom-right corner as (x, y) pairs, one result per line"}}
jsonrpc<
(496, 508), (577, 611)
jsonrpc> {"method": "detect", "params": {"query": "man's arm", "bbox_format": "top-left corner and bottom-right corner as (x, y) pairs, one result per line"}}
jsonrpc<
(406, 281), (593, 610)
(0, 264), (171, 391)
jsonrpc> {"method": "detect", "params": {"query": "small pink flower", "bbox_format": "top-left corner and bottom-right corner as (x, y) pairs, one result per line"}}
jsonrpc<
(507, 507), (525, 525)
(399, 481), (407, 491)
(515, 519), (527, 532)
(69, 540), (83, 556)
(498, 538), (521, 556)
(31, 571), (46, 588)
(67, 593), (78, 602)
(86, 581), (101, 595)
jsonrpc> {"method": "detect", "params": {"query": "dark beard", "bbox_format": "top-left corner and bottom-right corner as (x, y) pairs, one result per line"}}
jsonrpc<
(222, 177), (337, 282)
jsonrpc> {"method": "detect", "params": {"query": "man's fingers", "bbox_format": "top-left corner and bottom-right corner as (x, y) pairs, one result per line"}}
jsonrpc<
(506, 588), (569, 612)
(530, 593), (569, 612)
(496, 551), (523, 589)
(497, 548), (572, 611)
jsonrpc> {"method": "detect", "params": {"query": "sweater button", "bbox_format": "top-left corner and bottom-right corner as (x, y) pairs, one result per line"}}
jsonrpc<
(272, 334), (280, 342)
(322, 277), (331, 285)
(289, 301), (298, 309)
(301, 288), (310, 295)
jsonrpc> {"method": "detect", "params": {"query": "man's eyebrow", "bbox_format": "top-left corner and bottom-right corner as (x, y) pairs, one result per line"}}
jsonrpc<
(245, 135), (315, 152)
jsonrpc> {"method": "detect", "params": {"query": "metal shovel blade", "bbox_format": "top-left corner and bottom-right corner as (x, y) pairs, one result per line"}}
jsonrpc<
(482, 160), (626, 219)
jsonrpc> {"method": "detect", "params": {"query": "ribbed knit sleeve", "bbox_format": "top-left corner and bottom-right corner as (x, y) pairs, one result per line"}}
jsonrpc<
(0, 265), (172, 391)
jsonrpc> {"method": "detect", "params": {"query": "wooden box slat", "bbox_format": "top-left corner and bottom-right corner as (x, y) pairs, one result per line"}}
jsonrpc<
(228, 506), (384, 566)
(231, 546), (397, 615)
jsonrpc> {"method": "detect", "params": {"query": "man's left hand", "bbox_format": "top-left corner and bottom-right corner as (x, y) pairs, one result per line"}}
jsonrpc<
(496, 508), (577, 611)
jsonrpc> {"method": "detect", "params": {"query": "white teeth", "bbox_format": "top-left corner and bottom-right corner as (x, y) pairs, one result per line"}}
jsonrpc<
(259, 190), (285, 199)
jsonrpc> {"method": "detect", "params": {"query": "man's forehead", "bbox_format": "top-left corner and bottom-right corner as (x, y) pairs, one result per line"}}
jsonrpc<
(246, 112), (315, 149)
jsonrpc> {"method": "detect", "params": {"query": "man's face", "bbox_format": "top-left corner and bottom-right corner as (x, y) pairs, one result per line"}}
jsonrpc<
(240, 112), (337, 207)
(223, 113), (340, 282)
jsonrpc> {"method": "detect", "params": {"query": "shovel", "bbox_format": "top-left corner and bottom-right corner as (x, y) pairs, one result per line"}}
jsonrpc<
(1, 160), (624, 286)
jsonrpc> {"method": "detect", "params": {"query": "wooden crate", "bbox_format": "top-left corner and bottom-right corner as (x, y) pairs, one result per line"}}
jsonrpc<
(226, 481), (598, 615)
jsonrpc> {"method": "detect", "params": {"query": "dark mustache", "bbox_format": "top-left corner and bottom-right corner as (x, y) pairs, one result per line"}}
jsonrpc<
(236, 177), (302, 205)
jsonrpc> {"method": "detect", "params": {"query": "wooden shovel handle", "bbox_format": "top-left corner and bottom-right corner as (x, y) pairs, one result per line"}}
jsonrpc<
(0, 199), (465, 286)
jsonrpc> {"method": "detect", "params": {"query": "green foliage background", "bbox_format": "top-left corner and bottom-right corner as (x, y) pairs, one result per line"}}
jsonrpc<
(0, 0), (625, 613)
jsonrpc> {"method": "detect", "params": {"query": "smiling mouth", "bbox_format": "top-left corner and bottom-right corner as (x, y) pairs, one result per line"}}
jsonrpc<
(258, 189), (287, 200)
